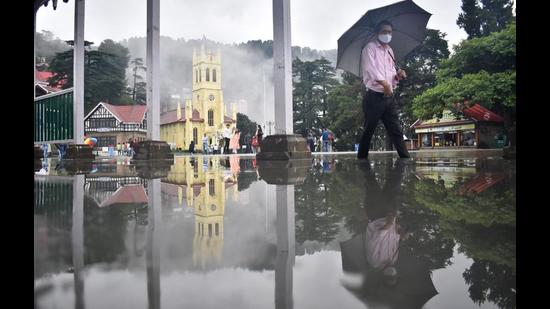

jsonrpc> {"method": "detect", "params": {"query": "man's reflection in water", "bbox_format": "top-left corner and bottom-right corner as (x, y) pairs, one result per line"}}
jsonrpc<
(340, 158), (437, 309)
(362, 158), (404, 285)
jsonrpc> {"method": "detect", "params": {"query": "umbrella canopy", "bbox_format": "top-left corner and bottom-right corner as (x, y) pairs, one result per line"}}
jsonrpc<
(336, 0), (431, 77)
(340, 234), (437, 309)
(84, 137), (97, 146)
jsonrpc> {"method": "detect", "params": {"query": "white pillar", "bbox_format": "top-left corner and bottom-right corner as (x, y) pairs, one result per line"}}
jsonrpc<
(146, 0), (160, 140)
(275, 184), (295, 309)
(72, 175), (85, 309)
(34, 11), (37, 100)
(272, 0), (293, 135)
(73, 0), (85, 144)
(146, 179), (161, 308)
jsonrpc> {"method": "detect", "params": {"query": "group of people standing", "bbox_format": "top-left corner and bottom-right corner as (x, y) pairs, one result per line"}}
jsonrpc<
(306, 128), (335, 153)
(115, 140), (136, 157)
(190, 124), (264, 155)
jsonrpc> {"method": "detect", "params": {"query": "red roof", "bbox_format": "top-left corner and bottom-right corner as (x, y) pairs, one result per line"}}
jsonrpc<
(100, 185), (148, 207)
(459, 173), (505, 195)
(161, 182), (186, 198)
(160, 107), (186, 125)
(463, 104), (504, 123)
(35, 71), (65, 89)
(101, 103), (147, 123)
(36, 71), (54, 82)
(160, 108), (204, 124)
(193, 184), (202, 197)
(190, 109), (204, 122)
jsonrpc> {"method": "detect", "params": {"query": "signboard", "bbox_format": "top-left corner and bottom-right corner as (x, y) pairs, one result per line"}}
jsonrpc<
(415, 123), (475, 134)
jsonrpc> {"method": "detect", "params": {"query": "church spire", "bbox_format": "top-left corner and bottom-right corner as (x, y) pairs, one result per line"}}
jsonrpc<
(200, 35), (207, 56)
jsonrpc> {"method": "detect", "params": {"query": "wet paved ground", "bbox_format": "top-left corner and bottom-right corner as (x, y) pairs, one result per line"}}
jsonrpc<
(34, 151), (515, 309)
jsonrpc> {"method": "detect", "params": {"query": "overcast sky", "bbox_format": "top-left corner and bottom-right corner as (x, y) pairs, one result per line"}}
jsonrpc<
(36, 0), (516, 51)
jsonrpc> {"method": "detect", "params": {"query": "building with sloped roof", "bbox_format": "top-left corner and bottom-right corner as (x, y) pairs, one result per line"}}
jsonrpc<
(84, 102), (147, 147)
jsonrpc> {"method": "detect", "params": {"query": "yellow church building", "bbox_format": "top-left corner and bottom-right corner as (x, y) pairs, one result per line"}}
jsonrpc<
(161, 156), (239, 268)
(160, 39), (237, 151)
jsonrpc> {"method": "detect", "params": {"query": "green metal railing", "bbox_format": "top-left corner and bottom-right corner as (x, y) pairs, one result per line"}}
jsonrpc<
(34, 88), (74, 143)
(34, 177), (73, 229)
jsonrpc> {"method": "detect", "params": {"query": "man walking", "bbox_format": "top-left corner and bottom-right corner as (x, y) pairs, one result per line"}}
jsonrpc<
(357, 20), (410, 159)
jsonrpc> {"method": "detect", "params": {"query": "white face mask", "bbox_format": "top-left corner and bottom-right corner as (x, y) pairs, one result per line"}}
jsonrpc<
(378, 33), (392, 44)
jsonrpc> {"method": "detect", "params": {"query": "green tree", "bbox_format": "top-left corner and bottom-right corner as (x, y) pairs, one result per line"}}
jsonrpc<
(457, 0), (483, 38)
(479, 0), (515, 35)
(410, 171), (516, 308)
(463, 259), (516, 308)
(130, 57), (147, 104)
(295, 167), (341, 245)
(316, 57), (338, 120)
(236, 113), (258, 146)
(412, 23), (516, 145)
(457, 0), (514, 38)
(326, 72), (364, 151)
(395, 29), (450, 136)
(293, 57), (338, 135)
(48, 39), (131, 113)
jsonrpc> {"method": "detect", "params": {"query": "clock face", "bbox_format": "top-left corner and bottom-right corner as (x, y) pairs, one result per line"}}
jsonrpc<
(209, 94), (215, 102)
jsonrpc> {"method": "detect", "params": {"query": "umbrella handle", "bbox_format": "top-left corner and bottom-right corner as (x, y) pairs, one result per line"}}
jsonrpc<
(387, 50), (401, 72)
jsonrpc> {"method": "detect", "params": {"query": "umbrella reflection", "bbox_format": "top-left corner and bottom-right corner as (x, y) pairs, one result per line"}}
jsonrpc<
(340, 159), (437, 309)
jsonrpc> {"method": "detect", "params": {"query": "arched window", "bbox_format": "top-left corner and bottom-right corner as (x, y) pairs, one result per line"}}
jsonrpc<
(213, 69), (217, 82)
(206, 68), (210, 81)
(195, 69), (198, 83)
(193, 127), (198, 144)
(208, 110), (214, 126)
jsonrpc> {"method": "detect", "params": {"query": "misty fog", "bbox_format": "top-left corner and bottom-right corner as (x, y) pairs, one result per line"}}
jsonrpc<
(120, 36), (336, 125)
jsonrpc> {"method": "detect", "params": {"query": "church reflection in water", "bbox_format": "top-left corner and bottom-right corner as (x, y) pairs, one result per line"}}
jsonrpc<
(34, 155), (514, 309)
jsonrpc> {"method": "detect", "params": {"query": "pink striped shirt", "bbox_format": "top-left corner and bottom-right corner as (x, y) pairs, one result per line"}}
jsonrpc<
(361, 40), (398, 93)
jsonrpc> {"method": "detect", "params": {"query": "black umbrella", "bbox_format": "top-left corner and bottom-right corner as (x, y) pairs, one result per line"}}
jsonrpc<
(340, 234), (437, 309)
(336, 0), (432, 77)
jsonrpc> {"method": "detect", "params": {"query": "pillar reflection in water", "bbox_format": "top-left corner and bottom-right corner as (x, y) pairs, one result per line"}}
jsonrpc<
(147, 178), (161, 309)
(275, 184), (295, 309)
(72, 174), (85, 309)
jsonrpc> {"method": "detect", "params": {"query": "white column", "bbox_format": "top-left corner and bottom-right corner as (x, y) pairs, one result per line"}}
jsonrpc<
(275, 184), (295, 309)
(272, 0), (293, 135)
(72, 175), (85, 309)
(73, 0), (85, 144)
(146, 179), (161, 309)
(34, 11), (37, 100)
(146, 0), (160, 140)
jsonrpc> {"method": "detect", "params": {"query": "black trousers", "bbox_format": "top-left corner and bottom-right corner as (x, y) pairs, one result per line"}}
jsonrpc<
(224, 137), (230, 153)
(357, 90), (410, 159)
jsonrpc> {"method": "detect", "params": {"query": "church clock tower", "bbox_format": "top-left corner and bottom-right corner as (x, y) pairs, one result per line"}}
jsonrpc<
(192, 37), (228, 146)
